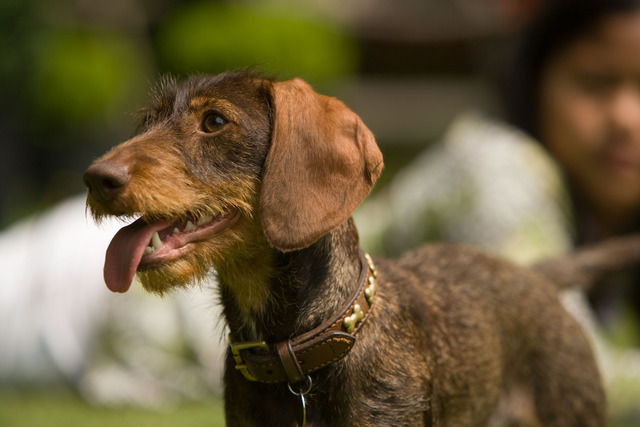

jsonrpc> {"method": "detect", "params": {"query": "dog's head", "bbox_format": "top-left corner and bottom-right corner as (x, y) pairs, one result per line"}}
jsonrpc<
(84, 72), (383, 295)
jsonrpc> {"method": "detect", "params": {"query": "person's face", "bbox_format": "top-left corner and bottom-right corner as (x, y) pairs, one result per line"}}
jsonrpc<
(539, 12), (640, 226)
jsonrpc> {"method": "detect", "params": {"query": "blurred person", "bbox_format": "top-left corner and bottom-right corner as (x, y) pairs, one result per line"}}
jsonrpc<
(358, 0), (640, 332)
(508, 0), (640, 326)
(355, 0), (640, 418)
(0, 195), (226, 406)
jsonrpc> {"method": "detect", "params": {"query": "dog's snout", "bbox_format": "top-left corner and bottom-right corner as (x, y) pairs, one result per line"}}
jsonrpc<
(83, 161), (130, 204)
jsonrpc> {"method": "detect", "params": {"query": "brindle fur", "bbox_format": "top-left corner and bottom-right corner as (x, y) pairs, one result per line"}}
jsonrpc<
(84, 71), (605, 426)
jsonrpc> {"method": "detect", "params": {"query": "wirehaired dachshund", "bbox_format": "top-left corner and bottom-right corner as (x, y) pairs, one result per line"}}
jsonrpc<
(84, 71), (605, 426)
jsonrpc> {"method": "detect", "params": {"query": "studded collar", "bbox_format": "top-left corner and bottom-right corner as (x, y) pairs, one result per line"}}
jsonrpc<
(228, 250), (378, 384)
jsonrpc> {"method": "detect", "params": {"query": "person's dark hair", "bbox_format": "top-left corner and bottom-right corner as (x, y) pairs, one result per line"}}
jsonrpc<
(503, 0), (640, 140)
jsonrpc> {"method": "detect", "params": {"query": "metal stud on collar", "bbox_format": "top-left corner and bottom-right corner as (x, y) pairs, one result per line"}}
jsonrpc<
(342, 253), (377, 333)
(364, 253), (378, 305)
(343, 304), (364, 333)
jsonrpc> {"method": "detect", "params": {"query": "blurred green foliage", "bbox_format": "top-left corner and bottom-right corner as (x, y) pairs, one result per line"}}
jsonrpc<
(30, 30), (148, 132)
(156, 3), (358, 82)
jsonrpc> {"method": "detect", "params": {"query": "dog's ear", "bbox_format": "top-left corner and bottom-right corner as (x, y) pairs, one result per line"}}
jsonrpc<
(260, 78), (383, 252)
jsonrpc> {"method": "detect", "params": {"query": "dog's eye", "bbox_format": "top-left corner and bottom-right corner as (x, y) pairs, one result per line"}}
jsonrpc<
(202, 112), (227, 133)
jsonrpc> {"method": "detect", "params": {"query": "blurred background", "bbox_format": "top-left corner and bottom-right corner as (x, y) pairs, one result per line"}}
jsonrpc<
(0, 0), (511, 228)
(1, 0), (639, 426)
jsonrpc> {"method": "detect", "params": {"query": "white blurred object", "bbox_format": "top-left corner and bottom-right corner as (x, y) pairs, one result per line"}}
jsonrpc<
(0, 195), (226, 406)
(356, 112), (572, 263)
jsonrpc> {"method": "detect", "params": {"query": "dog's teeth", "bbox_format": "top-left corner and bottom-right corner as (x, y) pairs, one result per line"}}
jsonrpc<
(197, 214), (213, 226)
(143, 246), (154, 255)
(151, 232), (162, 249)
(173, 227), (180, 234)
(184, 221), (196, 231)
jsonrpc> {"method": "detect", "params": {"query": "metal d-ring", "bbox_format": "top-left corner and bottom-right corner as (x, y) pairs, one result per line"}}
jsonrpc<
(288, 375), (313, 396)
(288, 375), (313, 426)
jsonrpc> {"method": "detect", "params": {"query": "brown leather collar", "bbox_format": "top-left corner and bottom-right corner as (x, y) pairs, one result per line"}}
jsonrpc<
(228, 251), (378, 384)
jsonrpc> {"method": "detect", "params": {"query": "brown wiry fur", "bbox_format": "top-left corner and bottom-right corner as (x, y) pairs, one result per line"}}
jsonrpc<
(84, 71), (605, 426)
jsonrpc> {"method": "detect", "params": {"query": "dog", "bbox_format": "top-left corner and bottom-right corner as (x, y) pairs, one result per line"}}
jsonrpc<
(84, 71), (605, 426)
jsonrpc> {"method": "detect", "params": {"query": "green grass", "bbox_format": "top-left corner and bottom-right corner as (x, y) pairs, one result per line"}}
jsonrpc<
(0, 392), (225, 427)
(1, 389), (639, 426)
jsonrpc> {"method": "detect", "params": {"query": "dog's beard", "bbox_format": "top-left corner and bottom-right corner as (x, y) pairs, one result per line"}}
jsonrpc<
(135, 229), (243, 295)
(136, 253), (209, 295)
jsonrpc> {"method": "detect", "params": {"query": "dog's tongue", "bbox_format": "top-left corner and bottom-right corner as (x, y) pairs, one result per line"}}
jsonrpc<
(104, 218), (168, 293)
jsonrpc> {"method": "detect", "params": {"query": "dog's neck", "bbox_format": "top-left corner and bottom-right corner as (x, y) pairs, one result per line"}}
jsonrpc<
(218, 218), (362, 343)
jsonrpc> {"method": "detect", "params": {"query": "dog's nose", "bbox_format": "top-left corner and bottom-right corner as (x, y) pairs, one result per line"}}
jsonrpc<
(83, 161), (130, 204)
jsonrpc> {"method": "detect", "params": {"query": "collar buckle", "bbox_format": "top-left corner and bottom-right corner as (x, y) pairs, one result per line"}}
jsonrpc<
(229, 337), (268, 381)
